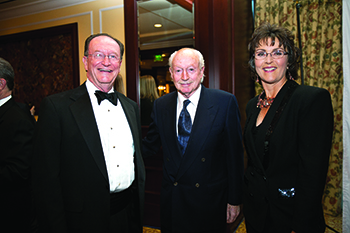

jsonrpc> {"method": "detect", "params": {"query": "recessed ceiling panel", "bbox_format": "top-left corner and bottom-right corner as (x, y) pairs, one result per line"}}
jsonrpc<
(138, 0), (193, 50)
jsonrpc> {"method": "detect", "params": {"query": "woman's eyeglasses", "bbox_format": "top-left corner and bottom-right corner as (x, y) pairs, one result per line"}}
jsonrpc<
(254, 49), (288, 60)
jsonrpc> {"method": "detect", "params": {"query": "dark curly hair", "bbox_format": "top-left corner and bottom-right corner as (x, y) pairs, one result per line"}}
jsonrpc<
(248, 22), (301, 83)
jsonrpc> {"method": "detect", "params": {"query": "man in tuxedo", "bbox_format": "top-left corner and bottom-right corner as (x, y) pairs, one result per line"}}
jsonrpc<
(142, 48), (244, 233)
(32, 33), (145, 233)
(0, 57), (35, 232)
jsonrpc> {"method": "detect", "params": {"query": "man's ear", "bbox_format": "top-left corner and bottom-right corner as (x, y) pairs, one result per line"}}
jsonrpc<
(0, 78), (6, 90)
(169, 67), (173, 80)
(82, 56), (88, 72)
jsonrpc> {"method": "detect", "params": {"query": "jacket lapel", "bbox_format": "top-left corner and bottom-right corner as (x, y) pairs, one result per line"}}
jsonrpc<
(0, 97), (15, 118)
(244, 103), (266, 172)
(161, 92), (183, 169)
(244, 80), (297, 174)
(69, 84), (109, 181)
(176, 86), (218, 179)
(117, 93), (140, 154)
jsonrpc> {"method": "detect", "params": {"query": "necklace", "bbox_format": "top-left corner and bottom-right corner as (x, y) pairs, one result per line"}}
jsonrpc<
(257, 91), (275, 108)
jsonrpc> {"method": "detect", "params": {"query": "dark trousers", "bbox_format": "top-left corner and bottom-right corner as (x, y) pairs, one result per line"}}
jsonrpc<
(161, 226), (226, 233)
(109, 187), (142, 233)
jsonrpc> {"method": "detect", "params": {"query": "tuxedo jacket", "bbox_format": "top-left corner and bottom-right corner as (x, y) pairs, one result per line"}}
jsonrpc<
(143, 85), (244, 232)
(32, 83), (145, 233)
(0, 97), (35, 232)
(243, 80), (334, 233)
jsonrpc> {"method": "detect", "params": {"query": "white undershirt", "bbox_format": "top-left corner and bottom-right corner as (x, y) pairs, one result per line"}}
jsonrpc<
(86, 80), (135, 192)
(176, 85), (201, 136)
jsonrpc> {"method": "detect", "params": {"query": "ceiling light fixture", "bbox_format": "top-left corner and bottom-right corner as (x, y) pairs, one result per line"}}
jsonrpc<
(154, 23), (162, 28)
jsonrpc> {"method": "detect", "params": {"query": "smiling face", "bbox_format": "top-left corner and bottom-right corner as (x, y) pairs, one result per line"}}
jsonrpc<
(254, 38), (288, 88)
(83, 36), (122, 92)
(169, 49), (204, 98)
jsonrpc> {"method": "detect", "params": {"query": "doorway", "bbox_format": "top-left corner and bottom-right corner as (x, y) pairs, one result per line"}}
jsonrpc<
(136, 0), (194, 227)
(138, 0), (194, 113)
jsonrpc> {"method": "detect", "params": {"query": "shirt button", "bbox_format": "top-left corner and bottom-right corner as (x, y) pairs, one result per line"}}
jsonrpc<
(174, 182), (178, 186)
(201, 158), (206, 162)
(195, 183), (200, 188)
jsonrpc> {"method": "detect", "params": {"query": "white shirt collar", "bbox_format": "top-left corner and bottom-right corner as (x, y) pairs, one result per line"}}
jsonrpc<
(85, 79), (115, 95)
(0, 95), (11, 107)
(177, 84), (201, 108)
(85, 79), (116, 105)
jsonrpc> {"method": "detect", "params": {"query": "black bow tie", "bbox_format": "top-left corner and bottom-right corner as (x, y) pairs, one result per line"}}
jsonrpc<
(94, 90), (118, 106)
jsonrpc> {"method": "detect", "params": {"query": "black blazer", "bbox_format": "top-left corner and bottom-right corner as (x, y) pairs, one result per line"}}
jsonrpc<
(143, 85), (244, 232)
(32, 83), (145, 233)
(243, 80), (334, 233)
(0, 97), (35, 232)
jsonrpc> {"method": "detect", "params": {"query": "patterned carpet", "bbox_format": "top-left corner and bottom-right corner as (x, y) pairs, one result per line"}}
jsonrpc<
(143, 226), (160, 233)
(143, 214), (342, 233)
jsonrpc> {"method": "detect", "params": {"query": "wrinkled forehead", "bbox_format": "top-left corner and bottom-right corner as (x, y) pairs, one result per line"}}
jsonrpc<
(89, 36), (120, 54)
(172, 51), (200, 68)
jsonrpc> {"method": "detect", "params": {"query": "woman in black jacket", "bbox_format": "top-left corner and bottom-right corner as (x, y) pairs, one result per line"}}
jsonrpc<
(243, 22), (334, 233)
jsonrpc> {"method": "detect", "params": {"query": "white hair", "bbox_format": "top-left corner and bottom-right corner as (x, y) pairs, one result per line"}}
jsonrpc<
(168, 48), (205, 82)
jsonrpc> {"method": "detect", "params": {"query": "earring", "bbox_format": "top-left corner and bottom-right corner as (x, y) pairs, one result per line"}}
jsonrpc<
(287, 69), (294, 80)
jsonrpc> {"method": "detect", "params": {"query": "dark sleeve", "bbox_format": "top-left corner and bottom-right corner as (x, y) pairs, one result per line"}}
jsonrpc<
(32, 97), (68, 232)
(292, 88), (334, 232)
(142, 99), (162, 158)
(226, 95), (245, 205)
(0, 110), (34, 184)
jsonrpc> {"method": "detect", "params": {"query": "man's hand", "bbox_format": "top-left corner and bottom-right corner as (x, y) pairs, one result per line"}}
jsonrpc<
(226, 204), (240, 223)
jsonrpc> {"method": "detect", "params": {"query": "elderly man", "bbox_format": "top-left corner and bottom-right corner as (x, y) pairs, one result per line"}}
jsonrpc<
(0, 57), (35, 232)
(142, 48), (244, 233)
(32, 33), (145, 233)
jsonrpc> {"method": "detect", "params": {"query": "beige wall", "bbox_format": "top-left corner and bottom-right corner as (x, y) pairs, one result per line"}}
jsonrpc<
(0, 0), (126, 91)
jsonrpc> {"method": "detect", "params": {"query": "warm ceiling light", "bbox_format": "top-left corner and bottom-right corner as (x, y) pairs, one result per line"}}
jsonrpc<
(154, 23), (162, 28)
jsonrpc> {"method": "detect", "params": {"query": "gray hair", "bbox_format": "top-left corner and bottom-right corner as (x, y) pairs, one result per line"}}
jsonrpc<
(0, 57), (14, 90)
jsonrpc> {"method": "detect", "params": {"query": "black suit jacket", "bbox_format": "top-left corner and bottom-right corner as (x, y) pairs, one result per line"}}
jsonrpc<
(243, 80), (334, 232)
(143, 85), (244, 232)
(0, 97), (35, 232)
(32, 83), (145, 233)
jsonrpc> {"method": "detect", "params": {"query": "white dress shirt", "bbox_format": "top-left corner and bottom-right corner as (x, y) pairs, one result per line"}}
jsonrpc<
(176, 85), (201, 136)
(86, 80), (135, 193)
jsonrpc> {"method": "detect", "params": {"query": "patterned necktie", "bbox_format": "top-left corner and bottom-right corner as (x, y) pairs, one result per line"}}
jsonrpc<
(95, 90), (118, 106)
(178, 99), (192, 155)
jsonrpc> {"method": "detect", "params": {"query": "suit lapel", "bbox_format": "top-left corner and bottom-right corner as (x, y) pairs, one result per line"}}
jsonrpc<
(69, 84), (109, 181)
(117, 94), (139, 153)
(0, 97), (14, 118)
(176, 86), (218, 179)
(161, 92), (183, 169)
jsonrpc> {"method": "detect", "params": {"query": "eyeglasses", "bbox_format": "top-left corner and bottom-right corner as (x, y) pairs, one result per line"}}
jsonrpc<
(254, 49), (288, 60)
(88, 52), (120, 62)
